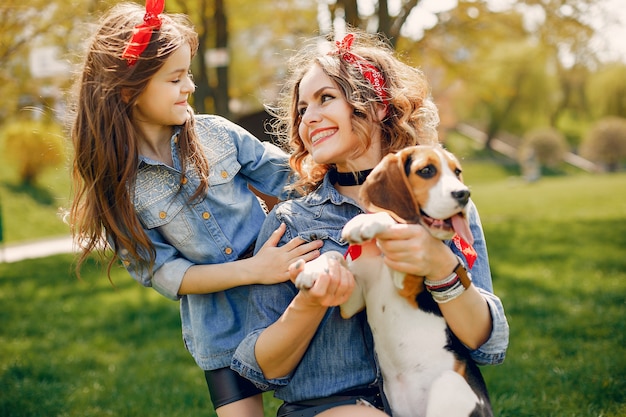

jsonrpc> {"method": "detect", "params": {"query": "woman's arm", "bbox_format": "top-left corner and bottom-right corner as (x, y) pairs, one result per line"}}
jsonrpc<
(375, 224), (492, 349)
(254, 256), (355, 378)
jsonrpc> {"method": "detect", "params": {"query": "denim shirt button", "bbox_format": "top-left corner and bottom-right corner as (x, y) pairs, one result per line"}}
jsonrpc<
(202, 212), (211, 220)
(159, 211), (167, 219)
(221, 170), (228, 179)
(224, 247), (233, 255)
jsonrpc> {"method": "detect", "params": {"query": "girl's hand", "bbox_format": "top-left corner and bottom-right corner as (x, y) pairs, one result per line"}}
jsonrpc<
(253, 223), (323, 284)
(375, 223), (457, 280)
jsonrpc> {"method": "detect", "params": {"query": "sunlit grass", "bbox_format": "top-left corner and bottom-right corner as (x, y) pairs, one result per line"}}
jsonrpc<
(470, 172), (626, 417)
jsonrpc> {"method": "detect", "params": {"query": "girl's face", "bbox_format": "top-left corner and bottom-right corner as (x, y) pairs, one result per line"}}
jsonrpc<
(296, 64), (382, 172)
(132, 43), (195, 138)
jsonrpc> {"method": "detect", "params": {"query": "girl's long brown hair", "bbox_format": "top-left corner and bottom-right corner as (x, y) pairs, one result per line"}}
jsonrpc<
(269, 30), (440, 194)
(68, 2), (207, 278)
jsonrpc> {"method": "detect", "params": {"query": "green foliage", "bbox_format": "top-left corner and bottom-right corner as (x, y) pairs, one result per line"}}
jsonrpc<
(519, 127), (569, 168)
(555, 110), (593, 148)
(580, 117), (626, 172)
(586, 63), (626, 119)
(1, 119), (67, 186)
(0, 122), (71, 243)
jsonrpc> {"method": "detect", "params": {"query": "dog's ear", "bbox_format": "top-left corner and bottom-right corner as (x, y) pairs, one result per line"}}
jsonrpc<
(360, 149), (421, 223)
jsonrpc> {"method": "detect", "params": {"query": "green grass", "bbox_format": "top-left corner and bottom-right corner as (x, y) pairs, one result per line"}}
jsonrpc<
(1, 148), (625, 415)
(0, 163), (72, 243)
(471, 173), (626, 417)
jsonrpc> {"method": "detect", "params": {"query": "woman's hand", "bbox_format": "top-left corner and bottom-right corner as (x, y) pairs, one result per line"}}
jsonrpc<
(375, 223), (492, 349)
(252, 223), (323, 285)
(289, 254), (355, 308)
(374, 223), (457, 281)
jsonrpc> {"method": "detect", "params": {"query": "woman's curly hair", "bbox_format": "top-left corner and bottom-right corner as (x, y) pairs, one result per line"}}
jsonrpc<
(268, 29), (440, 194)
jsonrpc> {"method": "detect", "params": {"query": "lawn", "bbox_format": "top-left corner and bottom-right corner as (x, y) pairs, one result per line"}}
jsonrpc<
(1, 163), (625, 416)
(471, 173), (626, 417)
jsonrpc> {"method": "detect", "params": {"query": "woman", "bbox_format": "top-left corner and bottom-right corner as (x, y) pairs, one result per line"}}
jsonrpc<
(232, 31), (509, 417)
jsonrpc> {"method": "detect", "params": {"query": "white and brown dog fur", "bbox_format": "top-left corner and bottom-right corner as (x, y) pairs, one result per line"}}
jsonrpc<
(295, 145), (492, 417)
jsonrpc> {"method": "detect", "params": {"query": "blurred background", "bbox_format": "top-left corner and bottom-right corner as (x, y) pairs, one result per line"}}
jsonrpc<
(1, 0), (626, 195)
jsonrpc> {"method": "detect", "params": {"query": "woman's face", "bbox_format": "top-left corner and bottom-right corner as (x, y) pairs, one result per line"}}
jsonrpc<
(296, 64), (382, 171)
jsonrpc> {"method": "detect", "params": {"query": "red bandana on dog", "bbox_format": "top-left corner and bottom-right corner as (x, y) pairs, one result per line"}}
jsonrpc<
(345, 244), (363, 261)
(453, 234), (477, 269)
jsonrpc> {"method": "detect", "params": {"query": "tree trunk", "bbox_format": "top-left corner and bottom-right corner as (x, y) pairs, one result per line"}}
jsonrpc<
(213, 0), (230, 118)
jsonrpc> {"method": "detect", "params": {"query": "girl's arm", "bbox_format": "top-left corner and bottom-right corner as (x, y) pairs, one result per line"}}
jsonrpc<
(178, 223), (322, 295)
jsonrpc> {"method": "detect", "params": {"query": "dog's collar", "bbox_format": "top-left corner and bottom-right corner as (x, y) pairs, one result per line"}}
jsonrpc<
(329, 168), (373, 186)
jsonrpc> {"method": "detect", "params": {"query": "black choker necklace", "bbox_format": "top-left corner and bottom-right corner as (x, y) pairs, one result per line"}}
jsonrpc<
(329, 168), (373, 186)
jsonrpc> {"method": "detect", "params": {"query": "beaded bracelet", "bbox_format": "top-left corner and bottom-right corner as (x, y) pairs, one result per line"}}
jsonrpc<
(424, 257), (472, 303)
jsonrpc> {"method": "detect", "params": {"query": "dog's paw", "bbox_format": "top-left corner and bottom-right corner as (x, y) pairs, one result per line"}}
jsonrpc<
(342, 212), (396, 243)
(294, 252), (345, 290)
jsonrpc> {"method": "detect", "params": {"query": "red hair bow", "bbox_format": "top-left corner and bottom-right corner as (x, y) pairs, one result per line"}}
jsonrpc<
(122, 0), (165, 66)
(331, 34), (389, 106)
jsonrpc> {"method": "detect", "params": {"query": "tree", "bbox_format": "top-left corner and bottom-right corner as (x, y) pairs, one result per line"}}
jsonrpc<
(580, 117), (626, 172)
(403, 3), (557, 147)
(520, 127), (569, 168)
(586, 63), (626, 119)
(325, 0), (422, 46)
(226, 0), (317, 113)
(393, 0), (599, 150)
(168, 0), (221, 115)
(2, 119), (66, 186)
(0, 1), (65, 120)
(168, 0), (318, 116)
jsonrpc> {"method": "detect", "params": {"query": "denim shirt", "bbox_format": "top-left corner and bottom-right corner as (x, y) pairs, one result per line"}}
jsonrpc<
(232, 174), (509, 403)
(120, 114), (292, 370)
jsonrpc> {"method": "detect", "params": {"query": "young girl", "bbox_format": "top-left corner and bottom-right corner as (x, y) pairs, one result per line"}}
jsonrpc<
(232, 31), (509, 416)
(67, 2), (321, 416)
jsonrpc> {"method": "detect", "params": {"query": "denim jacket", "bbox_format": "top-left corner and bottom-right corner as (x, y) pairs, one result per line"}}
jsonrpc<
(232, 174), (509, 403)
(120, 114), (292, 370)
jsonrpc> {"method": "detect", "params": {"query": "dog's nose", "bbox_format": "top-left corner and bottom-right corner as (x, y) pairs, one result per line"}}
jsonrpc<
(451, 189), (470, 206)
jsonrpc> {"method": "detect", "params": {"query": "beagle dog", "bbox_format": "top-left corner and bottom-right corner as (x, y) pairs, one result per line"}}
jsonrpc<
(295, 145), (493, 417)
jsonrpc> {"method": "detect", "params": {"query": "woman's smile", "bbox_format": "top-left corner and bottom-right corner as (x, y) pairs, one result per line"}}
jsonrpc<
(310, 127), (337, 146)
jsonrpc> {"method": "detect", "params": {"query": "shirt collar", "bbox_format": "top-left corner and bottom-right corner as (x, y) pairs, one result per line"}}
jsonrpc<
(304, 173), (361, 208)
(137, 128), (181, 169)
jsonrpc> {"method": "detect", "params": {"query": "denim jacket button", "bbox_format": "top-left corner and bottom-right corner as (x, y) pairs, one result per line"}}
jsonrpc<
(224, 247), (233, 255)
(202, 212), (211, 220)
(159, 211), (167, 219)
(221, 170), (228, 179)
(181, 176), (188, 185)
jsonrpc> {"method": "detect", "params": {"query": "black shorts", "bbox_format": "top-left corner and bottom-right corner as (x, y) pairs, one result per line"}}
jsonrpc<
(204, 367), (263, 409)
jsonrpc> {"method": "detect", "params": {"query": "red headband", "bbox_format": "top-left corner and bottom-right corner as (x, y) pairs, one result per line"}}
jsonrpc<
(330, 34), (389, 106)
(122, 0), (165, 66)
